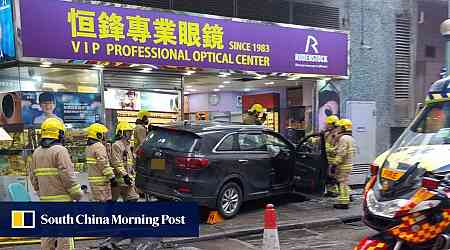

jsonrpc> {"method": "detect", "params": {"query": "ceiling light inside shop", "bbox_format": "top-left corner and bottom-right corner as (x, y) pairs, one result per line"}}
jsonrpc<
(255, 74), (268, 79)
(40, 62), (52, 68)
(244, 88), (251, 92)
(218, 73), (231, 77)
(92, 65), (104, 70)
(140, 68), (152, 73)
(218, 85), (225, 88)
(186, 85), (193, 88)
(184, 91), (190, 95)
(223, 81), (231, 84)
(188, 89), (197, 92)
(264, 82), (275, 85)
(213, 88), (220, 92)
(185, 70), (196, 76)
(147, 64), (159, 69)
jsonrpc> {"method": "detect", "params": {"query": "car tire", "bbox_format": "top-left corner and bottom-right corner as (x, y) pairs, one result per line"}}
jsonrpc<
(217, 182), (243, 219)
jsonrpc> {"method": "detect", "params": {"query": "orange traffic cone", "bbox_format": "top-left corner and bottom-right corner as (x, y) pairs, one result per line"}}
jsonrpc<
(262, 204), (280, 250)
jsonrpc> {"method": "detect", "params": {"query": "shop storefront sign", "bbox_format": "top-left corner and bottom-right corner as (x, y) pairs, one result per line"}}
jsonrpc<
(19, 0), (349, 76)
(21, 91), (102, 127)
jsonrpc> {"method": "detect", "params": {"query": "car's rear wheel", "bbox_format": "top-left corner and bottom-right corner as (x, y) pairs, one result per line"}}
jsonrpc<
(217, 182), (243, 219)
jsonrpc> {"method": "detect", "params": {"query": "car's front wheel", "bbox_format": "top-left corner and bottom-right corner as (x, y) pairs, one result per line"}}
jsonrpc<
(217, 182), (243, 219)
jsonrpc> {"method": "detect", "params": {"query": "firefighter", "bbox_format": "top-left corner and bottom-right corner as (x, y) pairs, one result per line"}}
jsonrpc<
(85, 123), (117, 202)
(111, 121), (139, 202)
(331, 119), (356, 209)
(29, 118), (82, 250)
(135, 110), (149, 151)
(243, 104), (267, 125)
(324, 115), (339, 197)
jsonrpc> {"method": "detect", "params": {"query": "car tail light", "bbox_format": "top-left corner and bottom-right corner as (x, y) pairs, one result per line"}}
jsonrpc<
(175, 156), (209, 170)
(370, 163), (379, 176)
(135, 147), (145, 158)
(177, 186), (191, 193)
(422, 177), (440, 190)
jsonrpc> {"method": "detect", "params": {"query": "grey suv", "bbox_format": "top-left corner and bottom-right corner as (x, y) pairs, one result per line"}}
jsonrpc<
(135, 122), (328, 218)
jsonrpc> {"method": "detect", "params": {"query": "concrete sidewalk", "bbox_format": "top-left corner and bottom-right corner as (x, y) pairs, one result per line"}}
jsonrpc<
(167, 192), (363, 244)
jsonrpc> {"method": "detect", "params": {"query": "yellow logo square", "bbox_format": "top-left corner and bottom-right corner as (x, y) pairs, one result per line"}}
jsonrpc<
(11, 210), (35, 229)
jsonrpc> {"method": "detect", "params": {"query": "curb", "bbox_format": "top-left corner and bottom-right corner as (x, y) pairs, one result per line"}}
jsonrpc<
(164, 214), (362, 245)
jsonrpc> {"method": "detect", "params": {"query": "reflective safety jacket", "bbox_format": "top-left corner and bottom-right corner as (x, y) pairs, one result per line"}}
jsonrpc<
(331, 133), (356, 172)
(134, 124), (147, 151)
(111, 140), (134, 185)
(30, 144), (82, 202)
(324, 129), (337, 164)
(86, 141), (115, 188)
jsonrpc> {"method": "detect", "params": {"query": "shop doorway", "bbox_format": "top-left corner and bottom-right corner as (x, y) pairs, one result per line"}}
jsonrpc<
(183, 73), (317, 143)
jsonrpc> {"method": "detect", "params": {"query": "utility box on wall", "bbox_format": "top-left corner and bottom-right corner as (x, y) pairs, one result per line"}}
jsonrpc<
(346, 101), (377, 185)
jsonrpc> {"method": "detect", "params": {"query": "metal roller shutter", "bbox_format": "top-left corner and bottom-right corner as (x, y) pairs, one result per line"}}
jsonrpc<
(173, 0), (234, 17)
(103, 71), (182, 91)
(393, 16), (412, 127)
(237, 0), (290, 24)
(293, 3), (340, 29)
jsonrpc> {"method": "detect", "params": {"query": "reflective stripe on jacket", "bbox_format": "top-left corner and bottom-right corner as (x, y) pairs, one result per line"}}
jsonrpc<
(86, 142), (115, 187)
(111, 140), (135, 185)
(30, 145), (81, 202)
(331, 134), (355, 172)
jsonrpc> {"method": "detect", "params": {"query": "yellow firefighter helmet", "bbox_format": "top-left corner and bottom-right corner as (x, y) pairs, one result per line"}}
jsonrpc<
(337, 119), (352, 132)
(137, 110), (150, 120)
(325, 115), (339, 125)
(249, 104), (264, 113)
(85, 123), (108, 140)
(41, 118), (65, 140)
(115, 121), (134, 136)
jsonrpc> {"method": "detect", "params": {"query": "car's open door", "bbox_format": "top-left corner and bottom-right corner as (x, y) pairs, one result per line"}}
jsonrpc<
(291, 133), (328, 196)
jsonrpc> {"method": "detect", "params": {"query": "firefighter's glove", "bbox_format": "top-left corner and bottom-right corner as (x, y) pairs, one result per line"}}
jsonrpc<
(329, 165), (337, 175)
(123, 175), (133, 186)
(110, 177), (119, 188)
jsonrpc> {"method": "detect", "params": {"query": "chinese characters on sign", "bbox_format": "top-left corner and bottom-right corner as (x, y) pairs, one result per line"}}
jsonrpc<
(66, 7), (272, 68)
(20, 0), (349, 75)
(68, 8), (226, 48)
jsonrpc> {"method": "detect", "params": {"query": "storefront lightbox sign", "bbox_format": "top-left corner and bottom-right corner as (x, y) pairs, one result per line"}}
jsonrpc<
(141, 92), (179, 112)
(19, 0), (348, 76)
(21, 91), (102, 127)
(104, 88), (141, 110)
(0, 0), (15, 62)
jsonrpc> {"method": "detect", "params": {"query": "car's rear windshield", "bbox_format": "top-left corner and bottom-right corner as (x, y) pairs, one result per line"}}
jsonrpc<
(146, 128), (198, 152)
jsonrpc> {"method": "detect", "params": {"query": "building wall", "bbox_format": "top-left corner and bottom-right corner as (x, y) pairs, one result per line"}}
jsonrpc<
(188, 92), (242, 113)
(308, 0), (416, 155)
(415, 1), (447, 105)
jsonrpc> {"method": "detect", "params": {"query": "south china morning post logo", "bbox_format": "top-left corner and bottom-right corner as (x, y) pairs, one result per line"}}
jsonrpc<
(294, 35), (329, 69)
(2, 202), (199, 237)
(11, 210), (35, 229)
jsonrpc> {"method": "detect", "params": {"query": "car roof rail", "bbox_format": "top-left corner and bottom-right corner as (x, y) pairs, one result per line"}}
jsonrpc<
(201, 124), (265, 131)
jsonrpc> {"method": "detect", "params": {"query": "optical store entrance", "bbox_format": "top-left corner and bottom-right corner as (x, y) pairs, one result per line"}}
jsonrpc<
(183, 73), (322, 144)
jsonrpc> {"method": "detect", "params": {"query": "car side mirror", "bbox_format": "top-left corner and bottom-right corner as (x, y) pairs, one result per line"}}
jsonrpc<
(267, 144), (280, 158)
